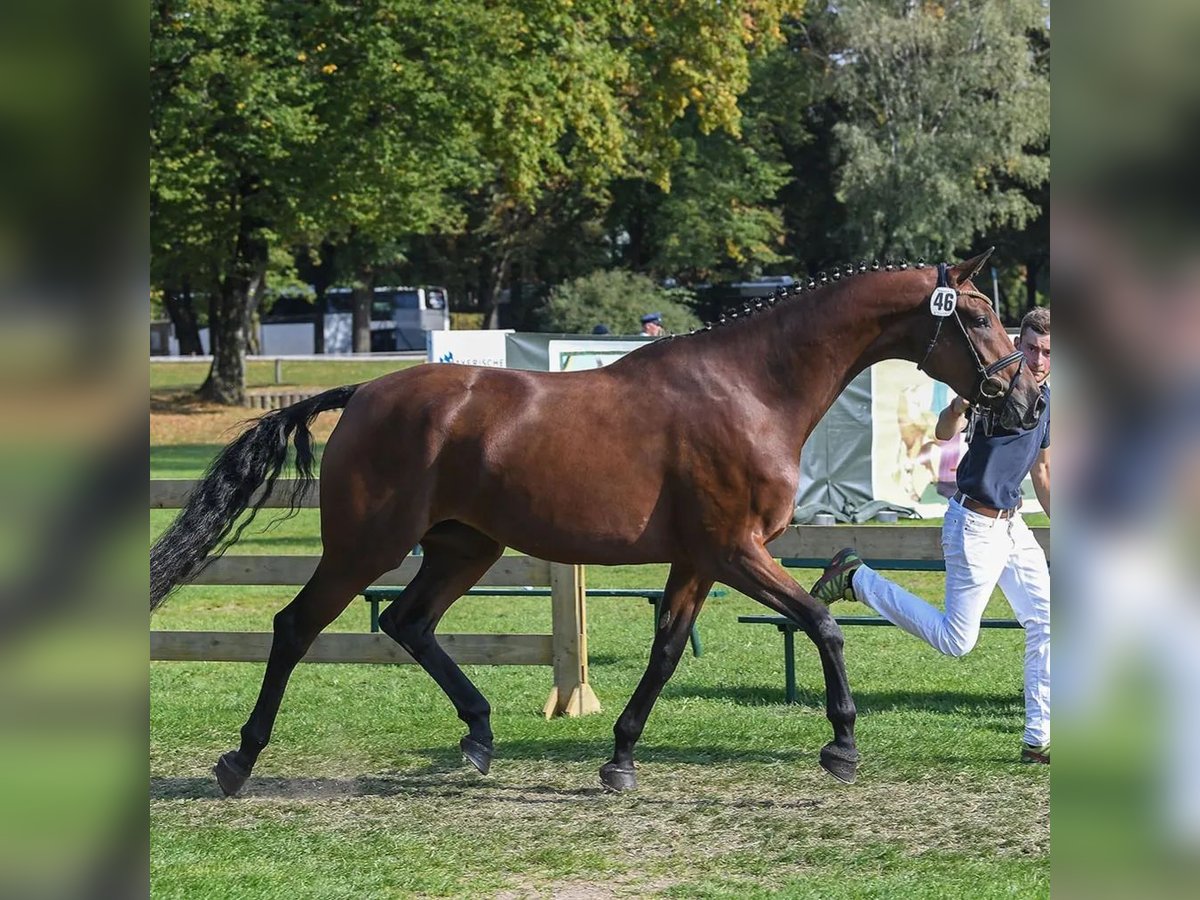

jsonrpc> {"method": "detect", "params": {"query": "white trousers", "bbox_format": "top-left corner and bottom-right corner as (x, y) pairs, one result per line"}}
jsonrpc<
(851, 497), (1051, 746)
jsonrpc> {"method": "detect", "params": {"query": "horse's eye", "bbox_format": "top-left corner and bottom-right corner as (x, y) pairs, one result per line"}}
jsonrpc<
(973, 316), (989, 328)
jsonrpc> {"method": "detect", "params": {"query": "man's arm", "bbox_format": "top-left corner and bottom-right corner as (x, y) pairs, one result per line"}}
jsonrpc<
(935, 396), (972, 441)
(1031, 446), (1050, 517)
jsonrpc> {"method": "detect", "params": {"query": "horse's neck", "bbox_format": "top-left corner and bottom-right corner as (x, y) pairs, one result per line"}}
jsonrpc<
(712, 278), (914, 442)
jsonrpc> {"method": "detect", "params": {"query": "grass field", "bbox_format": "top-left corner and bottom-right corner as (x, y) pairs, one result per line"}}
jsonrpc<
(150, 392), (1049, 898)
(151, 359), (421, 393)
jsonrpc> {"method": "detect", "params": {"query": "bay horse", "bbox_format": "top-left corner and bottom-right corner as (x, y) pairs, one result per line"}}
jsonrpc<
(151, 249), (1043, 795)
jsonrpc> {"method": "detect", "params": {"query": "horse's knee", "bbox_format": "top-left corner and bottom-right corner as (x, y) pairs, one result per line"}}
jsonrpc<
(815, 616), (845, 652)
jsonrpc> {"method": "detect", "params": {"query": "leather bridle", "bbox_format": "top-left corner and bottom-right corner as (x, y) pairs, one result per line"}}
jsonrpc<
(917, 263), (1026, 409)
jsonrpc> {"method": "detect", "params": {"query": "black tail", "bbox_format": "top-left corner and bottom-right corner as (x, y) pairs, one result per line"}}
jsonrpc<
(150, 384), (359, 612)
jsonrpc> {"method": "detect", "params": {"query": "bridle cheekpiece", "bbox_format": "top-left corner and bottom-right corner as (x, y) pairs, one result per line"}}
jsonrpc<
(917, 262), (1026, 434)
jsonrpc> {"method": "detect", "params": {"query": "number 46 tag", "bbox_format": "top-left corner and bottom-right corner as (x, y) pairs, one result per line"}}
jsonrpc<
(930, 287), (957, 317)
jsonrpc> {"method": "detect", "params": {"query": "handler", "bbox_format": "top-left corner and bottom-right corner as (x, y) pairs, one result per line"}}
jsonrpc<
(812, 307), (1052, 763)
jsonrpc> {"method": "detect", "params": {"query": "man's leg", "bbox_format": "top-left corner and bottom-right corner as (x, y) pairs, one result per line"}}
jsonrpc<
(850, 502), (1010, 656)
(997, 515), (1051, 749)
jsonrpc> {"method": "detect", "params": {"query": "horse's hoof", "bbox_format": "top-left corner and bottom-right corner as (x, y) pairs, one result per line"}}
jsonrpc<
(599, 762), (637, 792)
(213, 751), (251, 797)
(819, 743), (860, 785)
(460, 736), (493, 775)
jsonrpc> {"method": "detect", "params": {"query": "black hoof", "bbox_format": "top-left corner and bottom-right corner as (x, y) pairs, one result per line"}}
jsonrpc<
(213, 751), (251, 797)
(819, 743), (860, 785)
(599, 762), (637, 792)
(460, 736), (493, 775)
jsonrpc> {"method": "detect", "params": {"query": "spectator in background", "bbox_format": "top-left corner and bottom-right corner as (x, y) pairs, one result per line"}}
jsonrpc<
(592, 324), (610, 335)
(640, 312), (664, 337)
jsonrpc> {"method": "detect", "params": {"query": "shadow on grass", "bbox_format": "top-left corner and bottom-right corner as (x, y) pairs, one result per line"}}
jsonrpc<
(150, 738), (830, 804)
(151, 765), (827, 809)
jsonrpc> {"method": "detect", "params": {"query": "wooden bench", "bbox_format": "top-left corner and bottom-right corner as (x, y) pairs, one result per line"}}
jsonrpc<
(363, 586), (727, 658)
(740, 555), (1022, 703)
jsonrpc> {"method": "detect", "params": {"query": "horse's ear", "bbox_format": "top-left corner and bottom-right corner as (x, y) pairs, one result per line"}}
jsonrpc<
(948, 247), (995, 285)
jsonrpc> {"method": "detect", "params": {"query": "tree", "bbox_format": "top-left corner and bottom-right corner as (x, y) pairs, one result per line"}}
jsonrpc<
(152, 0), (326, 403)
(444, 0), (806, 327)
(536, 270), (700, 335)
(152, 1), (806, 401)
(824, 0), (1050, 260)
(606, 112), (790, 283)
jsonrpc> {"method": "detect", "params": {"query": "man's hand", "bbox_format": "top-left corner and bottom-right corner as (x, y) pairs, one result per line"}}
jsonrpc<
(936, 396), (972, 441)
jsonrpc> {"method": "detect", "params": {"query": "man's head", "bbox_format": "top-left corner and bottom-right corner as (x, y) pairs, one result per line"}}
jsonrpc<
(640, 312), (664, 336)
(1017, 307), (1051, 385)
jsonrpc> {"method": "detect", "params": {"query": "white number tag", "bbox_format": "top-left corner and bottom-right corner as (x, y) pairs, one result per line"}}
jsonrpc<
(930, 287), (957, 317)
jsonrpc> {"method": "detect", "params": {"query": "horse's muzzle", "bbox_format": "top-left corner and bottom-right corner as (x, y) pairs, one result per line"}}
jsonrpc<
(998, 390), (1045, 432)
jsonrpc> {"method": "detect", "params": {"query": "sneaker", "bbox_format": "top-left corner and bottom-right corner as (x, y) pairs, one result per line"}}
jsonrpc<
(810, 548), (863, 606)
(1020, 742), (1050, 764)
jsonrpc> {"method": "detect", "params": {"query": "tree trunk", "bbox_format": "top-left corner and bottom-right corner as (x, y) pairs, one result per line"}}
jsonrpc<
(163, 275), (203, 355)
(199, 279), (250, 405)
(1025, 256), (1039, 315)
(244, 275), (264, 356)
(198, 221), (267, 406)
(313, 287), (327, 353)
(351, 272), (375, 353)
(198, 286), (221, 394)
(480, 251), (511, 330)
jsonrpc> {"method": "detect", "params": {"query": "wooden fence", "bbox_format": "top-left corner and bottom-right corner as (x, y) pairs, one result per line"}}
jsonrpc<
(150, 479), (599, 718)
(151, 479), (1049, 718)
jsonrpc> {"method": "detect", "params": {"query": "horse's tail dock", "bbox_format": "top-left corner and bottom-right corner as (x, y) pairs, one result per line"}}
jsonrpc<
(149, 384), (359, 613)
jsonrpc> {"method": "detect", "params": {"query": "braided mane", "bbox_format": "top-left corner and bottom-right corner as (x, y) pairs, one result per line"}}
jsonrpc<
(681, 258), (929, 337)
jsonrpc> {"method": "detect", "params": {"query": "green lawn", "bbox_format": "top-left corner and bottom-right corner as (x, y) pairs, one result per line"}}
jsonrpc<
(151, 359), (422, 393)
(150, 445), (1049, 899)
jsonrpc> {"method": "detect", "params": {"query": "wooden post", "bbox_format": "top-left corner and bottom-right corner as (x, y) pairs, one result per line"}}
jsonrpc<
(543, 563), (601, 718)
(274, 357), (283, 384)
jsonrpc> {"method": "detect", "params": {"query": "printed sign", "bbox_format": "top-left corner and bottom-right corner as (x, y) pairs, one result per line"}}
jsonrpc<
(426, 330), (511, 368)
(870, 359), (1042, 515)
(546, 339), (652, 372)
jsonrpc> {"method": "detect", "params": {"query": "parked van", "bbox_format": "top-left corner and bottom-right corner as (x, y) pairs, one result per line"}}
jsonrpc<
(324, 285), (450, 352)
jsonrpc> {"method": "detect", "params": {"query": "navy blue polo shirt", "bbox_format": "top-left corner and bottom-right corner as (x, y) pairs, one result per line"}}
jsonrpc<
(956, 384), (1050, 510)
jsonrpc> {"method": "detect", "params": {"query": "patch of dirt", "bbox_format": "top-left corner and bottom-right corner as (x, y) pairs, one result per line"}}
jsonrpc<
(151, 761), (1050, 876)
(150, 391), (343, 446)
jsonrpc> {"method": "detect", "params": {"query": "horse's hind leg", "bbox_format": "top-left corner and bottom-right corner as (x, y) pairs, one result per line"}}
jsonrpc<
(716, 541), (859, 784)
(599, 563), (712, 792)
(376, 522), (504, 774)
(213, 560), (374, 796)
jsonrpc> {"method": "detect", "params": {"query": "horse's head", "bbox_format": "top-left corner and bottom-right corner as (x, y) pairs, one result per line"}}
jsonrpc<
(911, 248), (1044, 432)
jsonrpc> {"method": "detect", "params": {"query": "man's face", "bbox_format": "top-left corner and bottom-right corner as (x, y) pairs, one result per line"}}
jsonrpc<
(1017, 328), (1051, 385)
(644, 321), (663, 336)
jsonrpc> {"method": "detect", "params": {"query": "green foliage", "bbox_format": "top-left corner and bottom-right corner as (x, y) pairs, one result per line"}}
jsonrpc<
(150, 0), (1052, 372)
(536, 270), (701, 335)
(450, 311), (486, 331)
(608, 113), (790, 281)
(826, 0), (1050, 259)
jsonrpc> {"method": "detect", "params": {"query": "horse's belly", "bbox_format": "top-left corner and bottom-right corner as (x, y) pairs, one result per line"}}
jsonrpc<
(462, 477), (673, 565)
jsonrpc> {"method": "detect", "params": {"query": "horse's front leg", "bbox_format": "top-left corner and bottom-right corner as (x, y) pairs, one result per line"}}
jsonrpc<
(599, 564), (712, 792)
(717, 540), (860, 783)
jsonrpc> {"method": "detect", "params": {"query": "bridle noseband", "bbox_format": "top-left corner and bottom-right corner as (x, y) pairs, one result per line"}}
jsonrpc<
(917, 263), (1026, 422)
